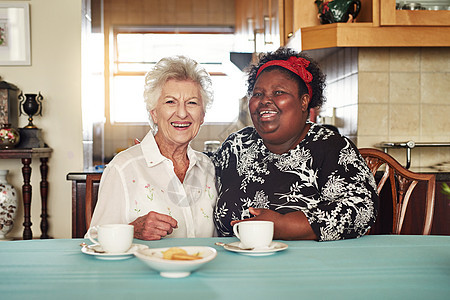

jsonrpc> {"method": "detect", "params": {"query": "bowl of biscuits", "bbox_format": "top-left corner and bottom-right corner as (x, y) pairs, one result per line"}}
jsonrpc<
(134, 246), (217, 278)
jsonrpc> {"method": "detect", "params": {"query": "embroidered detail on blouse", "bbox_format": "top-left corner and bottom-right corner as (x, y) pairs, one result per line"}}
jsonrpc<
(206, 185), (214, 200)
(144, 184), (155, 201)
(134, 198), (141, 213)
(201, 208), (209, 219)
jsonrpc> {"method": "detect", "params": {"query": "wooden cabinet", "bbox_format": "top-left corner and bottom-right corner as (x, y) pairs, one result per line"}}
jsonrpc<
(380, 0), (450, 26)
(235, 0), (282, 53)
(281, 0), (450, 50)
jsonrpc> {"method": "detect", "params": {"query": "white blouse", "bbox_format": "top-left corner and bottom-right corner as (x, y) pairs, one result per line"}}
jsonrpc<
(88, 131), (217, 238)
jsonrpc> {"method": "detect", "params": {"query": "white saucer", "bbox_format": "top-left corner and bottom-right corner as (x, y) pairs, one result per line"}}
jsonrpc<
(223, 241), (288, 256)
(81, 243), (148, 260)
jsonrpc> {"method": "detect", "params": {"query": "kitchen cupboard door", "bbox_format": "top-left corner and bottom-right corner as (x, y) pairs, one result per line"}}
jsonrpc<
(235, 0), (282, 52)
(380, 0), (450, 26)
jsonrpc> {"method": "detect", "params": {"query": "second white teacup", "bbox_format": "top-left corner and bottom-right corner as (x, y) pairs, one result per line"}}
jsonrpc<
(87, 224), (134, 253)
(233, 220), (274, 249)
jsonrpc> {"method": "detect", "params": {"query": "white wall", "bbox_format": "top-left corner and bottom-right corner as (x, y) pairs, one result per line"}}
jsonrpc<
(1, 0), (83, 239)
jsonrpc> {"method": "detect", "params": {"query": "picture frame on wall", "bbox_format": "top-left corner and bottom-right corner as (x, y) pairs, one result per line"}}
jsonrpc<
(0, 2), (30, 66)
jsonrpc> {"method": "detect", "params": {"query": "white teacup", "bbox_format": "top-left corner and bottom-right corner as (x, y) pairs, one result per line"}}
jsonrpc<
(233, 220), (274, 249)
(87, 224), (134, 253)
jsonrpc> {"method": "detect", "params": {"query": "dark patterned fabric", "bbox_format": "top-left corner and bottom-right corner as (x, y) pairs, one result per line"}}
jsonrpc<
(209, 122), (379, 241)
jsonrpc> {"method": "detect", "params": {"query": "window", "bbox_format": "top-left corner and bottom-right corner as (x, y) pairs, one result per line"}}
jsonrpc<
(111, 28), (245, 124)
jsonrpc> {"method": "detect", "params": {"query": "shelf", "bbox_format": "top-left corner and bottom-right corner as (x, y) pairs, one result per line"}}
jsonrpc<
(374, 141), (450, 169)
(382, 10), (450, 26)
(380, 0), (450, 26)
(295, 22), (450, 50)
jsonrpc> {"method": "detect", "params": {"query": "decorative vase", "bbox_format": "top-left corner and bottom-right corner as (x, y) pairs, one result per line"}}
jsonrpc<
(0, 170), (18, 240)
(315, 0), (361, 24)
(0, 123), (20, 149)
(19, 92), (43, 128)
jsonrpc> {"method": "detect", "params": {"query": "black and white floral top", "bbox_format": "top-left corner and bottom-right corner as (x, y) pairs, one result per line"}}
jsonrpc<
(209, 122), (379, 241)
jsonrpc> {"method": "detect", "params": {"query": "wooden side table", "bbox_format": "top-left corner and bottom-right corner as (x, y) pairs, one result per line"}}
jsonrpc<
(0, 147), (53, 239)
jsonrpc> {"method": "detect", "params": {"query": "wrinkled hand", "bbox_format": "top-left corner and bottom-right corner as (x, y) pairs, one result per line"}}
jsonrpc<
(230, 207), (281, 226)
(130, 211), (178, 240)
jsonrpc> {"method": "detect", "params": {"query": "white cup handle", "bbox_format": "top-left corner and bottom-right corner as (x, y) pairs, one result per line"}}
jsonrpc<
(87, 226), (99, 245)
(232, 223), (241, 240)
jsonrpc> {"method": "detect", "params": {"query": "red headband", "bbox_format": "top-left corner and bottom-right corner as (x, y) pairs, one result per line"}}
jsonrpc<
(256, 56), (313, 98)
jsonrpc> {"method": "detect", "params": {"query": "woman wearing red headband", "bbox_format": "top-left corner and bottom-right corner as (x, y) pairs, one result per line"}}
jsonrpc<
(209, 47), (378, 241)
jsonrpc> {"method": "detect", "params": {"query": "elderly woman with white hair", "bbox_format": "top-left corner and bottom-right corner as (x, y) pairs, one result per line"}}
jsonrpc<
(89, 56), (217, 240)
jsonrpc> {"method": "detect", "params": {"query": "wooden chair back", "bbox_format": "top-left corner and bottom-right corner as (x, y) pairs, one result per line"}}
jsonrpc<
(85, 173), (102, 230)
(359, 148), (436, 235)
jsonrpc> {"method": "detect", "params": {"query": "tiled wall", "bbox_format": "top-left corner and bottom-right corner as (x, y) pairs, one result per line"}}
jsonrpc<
(314, 47), (450, 168)
(309, 47), (359, 142)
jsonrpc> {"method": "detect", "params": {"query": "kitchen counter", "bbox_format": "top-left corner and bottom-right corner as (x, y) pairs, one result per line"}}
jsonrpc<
(409, 168), (450, 181)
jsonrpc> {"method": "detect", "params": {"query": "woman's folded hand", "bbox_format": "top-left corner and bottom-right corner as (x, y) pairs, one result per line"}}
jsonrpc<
(130, 211), (178, 240)
(230, 207), (317, 241)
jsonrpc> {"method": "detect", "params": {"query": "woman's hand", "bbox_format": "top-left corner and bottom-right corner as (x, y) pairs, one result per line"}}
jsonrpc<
(230, 207), (281, 226)
(231, 207), (317, 240)
(130, 211), (178, 240)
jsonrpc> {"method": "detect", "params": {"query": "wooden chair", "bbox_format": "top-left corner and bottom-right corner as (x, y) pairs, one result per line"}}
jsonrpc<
(359, 148), (436, 235)
(85, 173), (102, 230)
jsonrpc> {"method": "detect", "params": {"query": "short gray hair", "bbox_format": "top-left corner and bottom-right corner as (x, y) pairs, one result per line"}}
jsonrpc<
(143, 55), (214, 132)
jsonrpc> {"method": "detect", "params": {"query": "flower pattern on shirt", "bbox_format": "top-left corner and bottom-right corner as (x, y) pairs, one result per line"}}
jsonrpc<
(144, 183), (155, 201)
(201, 208), (209, 219)
(209, 123), (379, 241)
(206, 185), (214, 200)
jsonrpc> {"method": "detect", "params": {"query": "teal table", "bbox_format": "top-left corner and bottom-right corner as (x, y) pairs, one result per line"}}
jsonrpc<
(0, 236), (449, 299)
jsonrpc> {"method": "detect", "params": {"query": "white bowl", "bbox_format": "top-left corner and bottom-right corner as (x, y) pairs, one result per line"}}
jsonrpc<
(134, 246), (217, 278)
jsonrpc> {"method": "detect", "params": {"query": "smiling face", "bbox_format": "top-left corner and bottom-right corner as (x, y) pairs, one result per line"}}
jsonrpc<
(249, 69), (310, 154)
(150, 79), (205, 150)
